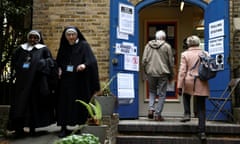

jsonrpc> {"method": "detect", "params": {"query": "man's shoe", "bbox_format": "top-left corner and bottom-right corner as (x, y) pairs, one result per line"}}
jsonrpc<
(180, 115), (190, 122)
(148, 110), (154, 119)
(154, 115), (164, 121)
(198, 132), (206, 140)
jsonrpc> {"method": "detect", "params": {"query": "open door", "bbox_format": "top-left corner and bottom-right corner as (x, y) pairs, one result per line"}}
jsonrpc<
(204, 0), (230, 120)
(109, 0), (139, 119)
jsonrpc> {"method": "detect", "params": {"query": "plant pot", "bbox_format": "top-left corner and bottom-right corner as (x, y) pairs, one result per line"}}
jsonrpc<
(81, 125), (107, 144)
(87, 118), (101, 126)
(94, 96), (116, 116)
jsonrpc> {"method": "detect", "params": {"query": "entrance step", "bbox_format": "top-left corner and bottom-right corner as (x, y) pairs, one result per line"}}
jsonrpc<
(116, 117), (240, 144)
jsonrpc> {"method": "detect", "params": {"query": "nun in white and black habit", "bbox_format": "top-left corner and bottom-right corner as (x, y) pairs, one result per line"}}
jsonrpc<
(56, 26), (100, 137)
(8, 30), (56, 137)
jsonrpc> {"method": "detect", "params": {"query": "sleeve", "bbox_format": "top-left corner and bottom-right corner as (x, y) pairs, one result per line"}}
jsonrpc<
(177, 53), (187, 89)
(141, 44), (149, 66)
(82, 41), (101, 96)
(167, 44), (175, 79)
(56, 45), (65, 68)
(142, 44), (150, 74)
(38, 47), (55, 75)
(10, 48), (20, 79)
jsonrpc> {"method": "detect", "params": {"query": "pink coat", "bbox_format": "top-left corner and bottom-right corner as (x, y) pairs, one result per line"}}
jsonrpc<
(177, 47), (210, 97)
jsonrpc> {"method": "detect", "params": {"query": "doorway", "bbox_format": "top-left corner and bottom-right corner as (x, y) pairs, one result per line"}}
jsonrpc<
(137, 0), (204, 117)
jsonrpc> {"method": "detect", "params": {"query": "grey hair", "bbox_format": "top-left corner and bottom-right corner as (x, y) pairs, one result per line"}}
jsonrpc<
(186, 35), (200, 47)
(155, 30), (166, 40)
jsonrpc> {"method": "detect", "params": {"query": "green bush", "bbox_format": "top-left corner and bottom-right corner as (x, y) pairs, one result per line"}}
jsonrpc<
(54, 133), (100, 144)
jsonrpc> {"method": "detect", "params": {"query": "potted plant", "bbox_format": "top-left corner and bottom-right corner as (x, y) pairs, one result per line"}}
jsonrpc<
(75, 99), (107, 144)
(75, 99), (103, 126)
(94, 75), (118, 116)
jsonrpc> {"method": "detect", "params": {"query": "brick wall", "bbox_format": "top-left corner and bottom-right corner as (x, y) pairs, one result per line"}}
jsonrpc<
(129, 0), (211, 6)
(232, 0), (240, 77)
(32, 0), (110, 80)
(102, 114), (119, 144)
(32, 0), (238, 80)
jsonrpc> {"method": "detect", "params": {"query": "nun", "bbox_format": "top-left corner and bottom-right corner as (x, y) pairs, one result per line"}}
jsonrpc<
(56, 26), (100, 137)
(8, 30), (55, 137)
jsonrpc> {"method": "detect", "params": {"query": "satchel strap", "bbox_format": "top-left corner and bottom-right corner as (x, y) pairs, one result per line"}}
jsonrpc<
(189, 51), (204, 91)
(190, 59), (199, 72)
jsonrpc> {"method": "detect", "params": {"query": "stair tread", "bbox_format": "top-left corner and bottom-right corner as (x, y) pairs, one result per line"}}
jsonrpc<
(117, 117), (240, 144)
(118, 117), (240, 134)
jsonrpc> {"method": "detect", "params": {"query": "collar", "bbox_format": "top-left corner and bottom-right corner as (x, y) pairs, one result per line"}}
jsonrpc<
(188, 46), (202, 51)
(21, 43), (46, 51)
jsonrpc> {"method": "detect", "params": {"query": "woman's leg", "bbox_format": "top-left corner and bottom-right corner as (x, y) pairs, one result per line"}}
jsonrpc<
(180, 93), (191, 122)
(197, 96), (207, 140)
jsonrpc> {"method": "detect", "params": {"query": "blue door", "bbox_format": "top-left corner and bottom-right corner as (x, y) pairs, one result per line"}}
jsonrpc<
(204, 0), (230, 120)
(109, 0), (139, 119)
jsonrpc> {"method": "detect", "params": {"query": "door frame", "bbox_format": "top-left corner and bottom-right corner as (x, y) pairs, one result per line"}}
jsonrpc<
(110, 0), (230, 118)
(135, 0), (208, 117)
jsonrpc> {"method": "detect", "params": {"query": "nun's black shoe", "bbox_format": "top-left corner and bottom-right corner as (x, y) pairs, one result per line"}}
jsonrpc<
(29, 127), (36, 137)
(58, 129), (71, 138)
(10, 129), (28, 139)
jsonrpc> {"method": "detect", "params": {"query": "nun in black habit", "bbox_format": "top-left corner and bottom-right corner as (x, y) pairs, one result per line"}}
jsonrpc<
(8, 30), (56, 137)
(56, 26), (100, 137)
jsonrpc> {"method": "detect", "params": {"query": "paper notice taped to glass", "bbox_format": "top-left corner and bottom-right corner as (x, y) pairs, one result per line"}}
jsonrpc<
(117, 73), (135, 99)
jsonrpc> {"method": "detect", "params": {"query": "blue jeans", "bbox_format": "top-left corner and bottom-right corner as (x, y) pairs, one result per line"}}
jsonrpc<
(148, 76), (168, 116)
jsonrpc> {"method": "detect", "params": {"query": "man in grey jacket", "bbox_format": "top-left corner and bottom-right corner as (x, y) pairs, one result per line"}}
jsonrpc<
(142, 30), (174, 121)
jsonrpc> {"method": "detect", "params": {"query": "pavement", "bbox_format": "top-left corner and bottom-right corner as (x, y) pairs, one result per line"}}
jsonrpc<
(0, 123), (62, 144)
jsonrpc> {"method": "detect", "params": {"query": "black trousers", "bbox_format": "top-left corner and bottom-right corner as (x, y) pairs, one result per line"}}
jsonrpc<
(197, 96), (206, 133)
(183, 93), (206, 133)
(183, 93), (191, 116)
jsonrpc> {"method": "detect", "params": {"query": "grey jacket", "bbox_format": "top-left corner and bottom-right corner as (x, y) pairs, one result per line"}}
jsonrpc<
(142, 39), (174, 78)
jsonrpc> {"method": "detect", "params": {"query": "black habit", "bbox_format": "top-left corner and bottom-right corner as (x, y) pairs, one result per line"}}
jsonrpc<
(8, 44), (56, 131)
(56, 27), (100, 126)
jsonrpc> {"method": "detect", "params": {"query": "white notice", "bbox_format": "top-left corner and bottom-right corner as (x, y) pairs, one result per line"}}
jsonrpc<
(209, 19), (224, 39)
(117, 73), (135, 98)
(119, 3), (134, 35)
(124, 55), (139, 71)
(208, 37), (224, 55)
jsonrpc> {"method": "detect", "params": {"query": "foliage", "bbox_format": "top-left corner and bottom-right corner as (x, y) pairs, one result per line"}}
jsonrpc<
(0, 0), (31, 104)
(53, 133), (100, 144)
(1, 0), (31, 16)
(0, 129), (4, 137)
(96, 75), (116, 96)
(0, 0), (32, 83)
(76, 99), (102, 125)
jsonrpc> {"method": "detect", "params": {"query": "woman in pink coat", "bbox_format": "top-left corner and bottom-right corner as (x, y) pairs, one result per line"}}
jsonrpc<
(177, 35), (210, 140)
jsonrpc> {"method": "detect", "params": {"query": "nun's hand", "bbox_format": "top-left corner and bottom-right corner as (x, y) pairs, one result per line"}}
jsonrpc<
(58, 67), (62, 79)
(76, 64), (86, 72)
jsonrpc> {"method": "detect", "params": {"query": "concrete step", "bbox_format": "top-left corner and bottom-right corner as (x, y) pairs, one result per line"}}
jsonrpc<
(117, 135), (240, 144)
(116, 117), (240, 144)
